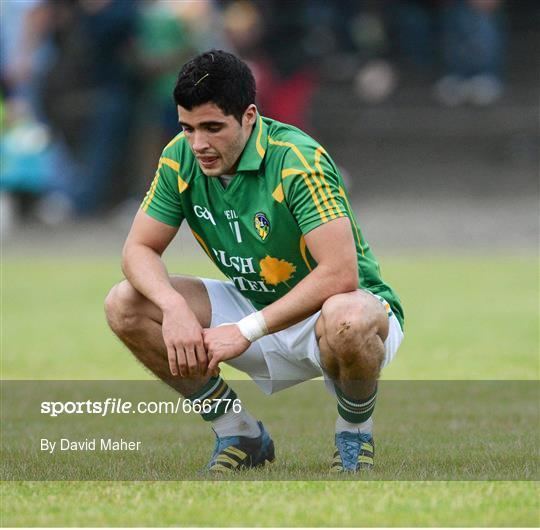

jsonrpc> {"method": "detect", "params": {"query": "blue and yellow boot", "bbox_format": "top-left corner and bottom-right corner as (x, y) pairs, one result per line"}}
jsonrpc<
(331, 431), (374, 472)
(207, 421), (275, 472)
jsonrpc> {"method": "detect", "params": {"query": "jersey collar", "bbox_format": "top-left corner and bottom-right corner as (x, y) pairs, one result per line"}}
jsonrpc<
(236, 113), (268, 173)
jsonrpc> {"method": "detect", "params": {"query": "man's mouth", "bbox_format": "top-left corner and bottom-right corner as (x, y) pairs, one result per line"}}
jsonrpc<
(198, 156), (219, 169)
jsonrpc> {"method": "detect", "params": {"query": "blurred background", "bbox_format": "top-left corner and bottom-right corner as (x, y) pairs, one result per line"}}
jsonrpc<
(1, 0), (538, 250)
(1, 0), (538, 383)
(2, 4), (538, 524)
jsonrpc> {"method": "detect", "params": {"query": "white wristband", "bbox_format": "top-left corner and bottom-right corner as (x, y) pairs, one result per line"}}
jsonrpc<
(236, 311), (268, 343)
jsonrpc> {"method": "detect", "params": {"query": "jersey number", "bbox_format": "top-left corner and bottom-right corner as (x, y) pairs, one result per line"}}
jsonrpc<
(229, 221), (243, 243)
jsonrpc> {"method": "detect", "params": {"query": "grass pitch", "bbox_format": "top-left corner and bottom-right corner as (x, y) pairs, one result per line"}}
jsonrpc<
(1, 253), (538, 526)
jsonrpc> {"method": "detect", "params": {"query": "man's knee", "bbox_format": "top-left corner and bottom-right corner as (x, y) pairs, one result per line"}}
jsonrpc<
(104, 280), (144, 336)
(319, 291), (388, 365)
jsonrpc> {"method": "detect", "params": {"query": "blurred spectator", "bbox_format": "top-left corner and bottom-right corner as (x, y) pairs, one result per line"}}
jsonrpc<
(0, 0), (525, 230)
(0, 0), (52, 108)
(174, 0), (228, 52)
(435, 0), (506, 106)
(390, 0), (439, 71)
(41, 0), (137, 215)
(123, 1), (226, 212)
(135, 1), (194, 139)
(0, 0), (77, 227)
(127, 0), (194, 204)
(222, 0), (320, 130)
(391, 0), (506, 105)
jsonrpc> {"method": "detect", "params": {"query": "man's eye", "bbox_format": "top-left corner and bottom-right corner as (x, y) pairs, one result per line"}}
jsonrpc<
(207, 127), (221, 133)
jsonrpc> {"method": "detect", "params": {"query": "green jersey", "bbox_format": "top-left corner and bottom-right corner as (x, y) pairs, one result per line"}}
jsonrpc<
(141, 114), (404, 327)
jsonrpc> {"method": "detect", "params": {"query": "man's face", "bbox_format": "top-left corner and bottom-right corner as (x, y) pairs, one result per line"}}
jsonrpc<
(178, 102), (257, 177)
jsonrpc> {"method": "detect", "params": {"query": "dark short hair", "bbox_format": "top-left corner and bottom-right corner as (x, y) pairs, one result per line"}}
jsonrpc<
(173, 50), (256, 123)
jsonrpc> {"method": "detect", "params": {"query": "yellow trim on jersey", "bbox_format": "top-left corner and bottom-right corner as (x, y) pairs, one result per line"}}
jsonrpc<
(142, 169), (160, 212)
(310, 168), (337, 219)
(178, 176), (188, 194)
(269, 137), (311, 170)
(190, 229), (214, 261)
(299, 235), (313, 272)
(281, 168), (304, 179)
(338, 186), (365, 256)
(143, 155), (186, 210)
(315, 146), (343, 216)
(269, 137), (328, 223)
(272, 183), (284, 203)
(301, 171), (328, 222)
(256, 114), (266, 158)
(281, 157), (342, 221)
(164, 132), (185, 150)
(160, 157), (180, 172)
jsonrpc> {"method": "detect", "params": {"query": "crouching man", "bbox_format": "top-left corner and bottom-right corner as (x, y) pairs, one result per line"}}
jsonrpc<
(105, 50), (404, 473)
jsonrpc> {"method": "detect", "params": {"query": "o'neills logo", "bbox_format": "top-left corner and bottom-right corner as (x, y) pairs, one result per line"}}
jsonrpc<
(254, 212), (270, 240)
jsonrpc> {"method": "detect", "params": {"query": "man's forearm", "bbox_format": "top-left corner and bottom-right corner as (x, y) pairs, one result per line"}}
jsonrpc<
(122, 243), (185, 312)
(261, 264), (357, 334)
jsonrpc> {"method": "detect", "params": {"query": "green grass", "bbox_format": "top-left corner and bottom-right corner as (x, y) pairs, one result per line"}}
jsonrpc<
(2, 481), (538, 527)
(2, 380), (538, 482)
(1, 254), (539, 526)
(2, 254), (538, 380)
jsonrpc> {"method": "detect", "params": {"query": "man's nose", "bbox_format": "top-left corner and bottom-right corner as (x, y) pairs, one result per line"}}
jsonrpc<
(192, 131), (210, 152)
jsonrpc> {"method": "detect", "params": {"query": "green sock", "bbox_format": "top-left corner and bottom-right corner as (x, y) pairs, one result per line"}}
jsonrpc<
(335, 384), (377, 423)
(187, 376), (238, 422)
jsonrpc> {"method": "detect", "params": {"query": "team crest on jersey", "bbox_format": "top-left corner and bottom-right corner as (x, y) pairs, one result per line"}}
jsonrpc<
(254, 212), (270, 240)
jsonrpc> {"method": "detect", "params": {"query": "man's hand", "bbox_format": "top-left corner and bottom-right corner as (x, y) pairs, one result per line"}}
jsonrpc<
(203, 325), (251, 373)
(161, 304), (208, 377)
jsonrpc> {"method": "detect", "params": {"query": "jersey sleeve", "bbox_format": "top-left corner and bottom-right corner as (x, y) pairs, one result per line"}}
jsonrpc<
(140, 155), (184, 227)
(282, 145), (349, 234)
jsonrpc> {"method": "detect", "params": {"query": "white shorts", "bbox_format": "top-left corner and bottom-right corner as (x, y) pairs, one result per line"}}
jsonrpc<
(201, 278), (404, 395)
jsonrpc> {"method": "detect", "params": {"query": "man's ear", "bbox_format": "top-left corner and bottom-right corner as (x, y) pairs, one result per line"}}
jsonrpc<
(244, 104), (258, 126)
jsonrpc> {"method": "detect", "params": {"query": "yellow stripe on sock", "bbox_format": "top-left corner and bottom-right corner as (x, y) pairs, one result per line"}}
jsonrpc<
(206, 380), (227, 401)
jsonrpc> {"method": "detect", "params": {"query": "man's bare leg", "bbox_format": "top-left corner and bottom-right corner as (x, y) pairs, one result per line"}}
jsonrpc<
(316, 290), (388, 400)
(104, 276), (262, 448)
(104, 275), (212, 395)
(315, 290), (389, 471)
